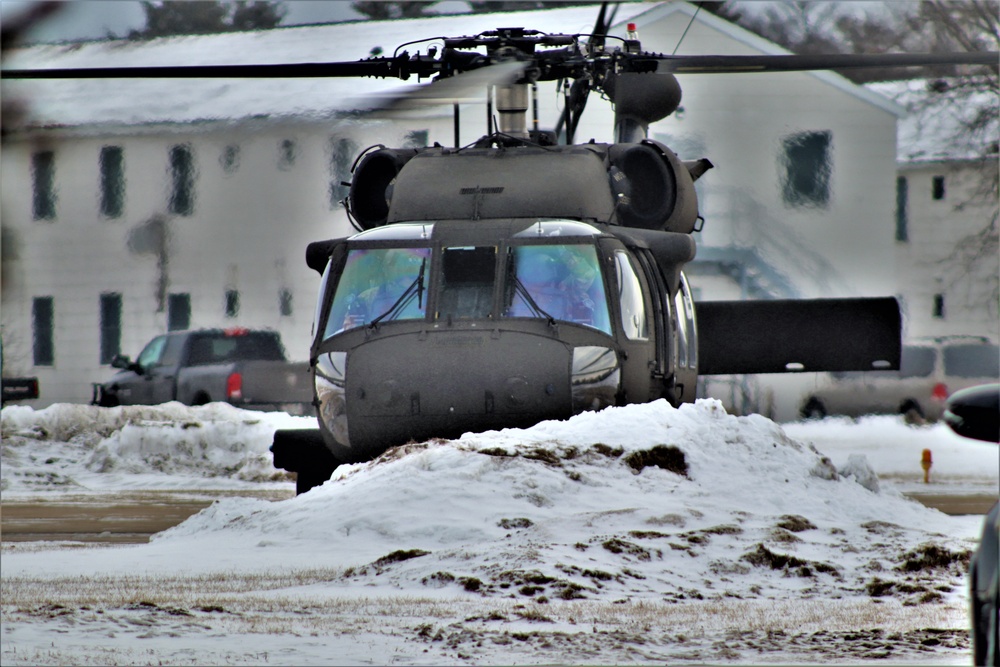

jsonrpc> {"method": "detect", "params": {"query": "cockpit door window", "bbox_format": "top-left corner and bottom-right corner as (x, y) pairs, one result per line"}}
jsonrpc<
(615, 250), (649, 341)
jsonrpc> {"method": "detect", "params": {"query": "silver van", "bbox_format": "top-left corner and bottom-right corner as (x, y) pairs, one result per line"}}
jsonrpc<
(800, 336), (1000, 421)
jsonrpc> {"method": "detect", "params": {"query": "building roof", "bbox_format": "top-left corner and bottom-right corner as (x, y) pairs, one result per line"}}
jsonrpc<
(867, 79), (998, 163)
(3, 1), (902, 132)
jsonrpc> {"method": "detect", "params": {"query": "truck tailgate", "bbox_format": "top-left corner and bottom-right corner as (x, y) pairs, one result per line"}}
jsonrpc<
(238, 361), (313, 412)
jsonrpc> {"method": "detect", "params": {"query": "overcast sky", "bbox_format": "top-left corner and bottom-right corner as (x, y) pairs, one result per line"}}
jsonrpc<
(2, 1), (471, 44)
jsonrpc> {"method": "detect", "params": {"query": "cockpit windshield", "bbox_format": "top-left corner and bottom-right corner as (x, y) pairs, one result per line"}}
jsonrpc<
(503, 244), (612, 335)
(324, 247), (430, 337)
(319, 224), (613, 340)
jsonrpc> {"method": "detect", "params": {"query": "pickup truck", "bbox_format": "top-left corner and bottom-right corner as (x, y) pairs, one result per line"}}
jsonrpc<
(2, 377), (40, 404)
(92, 328), (313, 415)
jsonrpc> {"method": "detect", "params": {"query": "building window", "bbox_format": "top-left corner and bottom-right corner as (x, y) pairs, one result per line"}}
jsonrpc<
(329, 137), (358, 208)
(895, 176), (908, 242)
(100, 146), (125, 218)
(279, 288), (293, 317)
(168, 144), (195, 216)
(168, 293), (191, 331)
(932, 175), (946, 200)
(32, 296), (54, 366)
(278, 139), (297, 170)
(933, 293), (945, 319)
(100, 292), (122, 364)
(225, 289), (240, 318)
(220, 144), (240, 174)
(31, 151), (56, 220)
(780, 130), (832, 208)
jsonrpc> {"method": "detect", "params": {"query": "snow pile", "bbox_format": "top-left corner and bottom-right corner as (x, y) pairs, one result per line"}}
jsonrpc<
(1, 402), (314, 491)
(4, 399), (979, 608)
(3, 398), (993, 665)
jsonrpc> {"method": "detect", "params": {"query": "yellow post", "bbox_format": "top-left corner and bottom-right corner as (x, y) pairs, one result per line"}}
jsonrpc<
(921, 448), (933, 484)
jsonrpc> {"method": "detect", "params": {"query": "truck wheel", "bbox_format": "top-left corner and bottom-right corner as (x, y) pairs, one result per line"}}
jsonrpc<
(97, 394), (120, 408)
(801, 397), (827, 420)
(191, 393), (211, 406)
(900, 399), (925, 424)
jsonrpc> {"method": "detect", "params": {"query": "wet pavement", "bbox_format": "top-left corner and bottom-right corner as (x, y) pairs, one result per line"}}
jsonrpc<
(0, 489), (294, 544)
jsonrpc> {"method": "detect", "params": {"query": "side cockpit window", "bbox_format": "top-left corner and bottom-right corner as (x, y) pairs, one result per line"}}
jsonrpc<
(615, 250), (649, 341)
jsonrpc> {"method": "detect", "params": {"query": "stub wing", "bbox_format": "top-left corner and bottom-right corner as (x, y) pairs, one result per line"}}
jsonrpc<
(696, 297), (901, 375)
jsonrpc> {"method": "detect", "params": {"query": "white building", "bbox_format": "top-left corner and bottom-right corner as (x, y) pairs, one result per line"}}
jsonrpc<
(870, 79), (999, 342)
(2, 2), (912, 411)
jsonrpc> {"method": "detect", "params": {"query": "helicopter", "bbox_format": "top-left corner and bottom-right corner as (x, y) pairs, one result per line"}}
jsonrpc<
(5, 4), (996, 494)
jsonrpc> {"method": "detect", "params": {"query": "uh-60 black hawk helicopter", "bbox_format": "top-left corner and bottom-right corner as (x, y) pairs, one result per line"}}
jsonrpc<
(8, 5), (996, 494)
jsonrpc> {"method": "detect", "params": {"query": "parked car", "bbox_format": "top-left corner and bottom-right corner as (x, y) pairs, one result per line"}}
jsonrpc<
(943, 384), (999, 667)
(800, 336), (999, 421)
(92, 328), (312, 415)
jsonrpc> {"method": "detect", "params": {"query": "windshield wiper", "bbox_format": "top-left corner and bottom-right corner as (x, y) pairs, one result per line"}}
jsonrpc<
(368, 258), (426, 328)
(512, 275), (556, 326)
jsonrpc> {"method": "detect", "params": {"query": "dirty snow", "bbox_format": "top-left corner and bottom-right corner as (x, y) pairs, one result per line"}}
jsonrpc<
(1, 399), (996, 665)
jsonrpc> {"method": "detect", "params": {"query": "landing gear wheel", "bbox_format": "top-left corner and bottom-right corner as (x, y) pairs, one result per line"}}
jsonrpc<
(295, 463), (338, 495)
(801, 397), (827, 420)
(271, 428), (343, 495)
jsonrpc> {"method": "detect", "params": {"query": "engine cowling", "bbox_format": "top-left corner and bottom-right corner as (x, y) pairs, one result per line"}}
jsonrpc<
(348, 147), (420, 229)
(346, 141), (711, 234)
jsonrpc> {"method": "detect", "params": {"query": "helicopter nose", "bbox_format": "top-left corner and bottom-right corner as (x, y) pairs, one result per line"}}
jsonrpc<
(341, 329), (574, 460)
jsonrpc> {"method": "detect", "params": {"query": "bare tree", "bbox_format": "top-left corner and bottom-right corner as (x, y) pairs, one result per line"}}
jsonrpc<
(128, 1), (286, 38)
(715, 1), (998, 317)
(351, 2), (438, 20)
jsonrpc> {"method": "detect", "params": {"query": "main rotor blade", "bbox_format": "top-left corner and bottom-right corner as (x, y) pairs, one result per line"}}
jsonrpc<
(653, 51), (998, 74)
(1, 59), (409, 80)
(356, 60), (527, 112)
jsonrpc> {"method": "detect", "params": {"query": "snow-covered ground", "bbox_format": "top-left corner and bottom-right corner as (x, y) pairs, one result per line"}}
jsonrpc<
(1, 399), (997, 665)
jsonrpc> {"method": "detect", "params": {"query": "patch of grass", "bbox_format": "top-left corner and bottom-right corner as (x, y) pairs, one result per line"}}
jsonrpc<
(769, 528), (802, 544)
(776, 515), (816, 532)
(862, 520), (902, 535)
(867, 578), (895, 597)
(554, 582), (588, 600)
(590, 443), (623, 458)
(498, 517), (533, 530)
(646, 513), (686, 527)
(421, 571), (456, 586)
(602, 538), (652, 561)
(704, 524), (743, 536)
(373, 549), (430, 567)
(522, 448), (562, 466)
(896, 543), (971, 573)
(624, 445), (688, 476)
(742, 544), (839, 578)
(513, 607), (554, 622)
(459, 577), (482, 592)
(628, 530), (671, 539)
(479, 447), (515, 457)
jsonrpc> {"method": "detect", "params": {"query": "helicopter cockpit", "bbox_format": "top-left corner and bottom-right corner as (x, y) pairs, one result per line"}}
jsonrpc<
(321, 219), (617, 337)
(309, 218), (658, 462)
